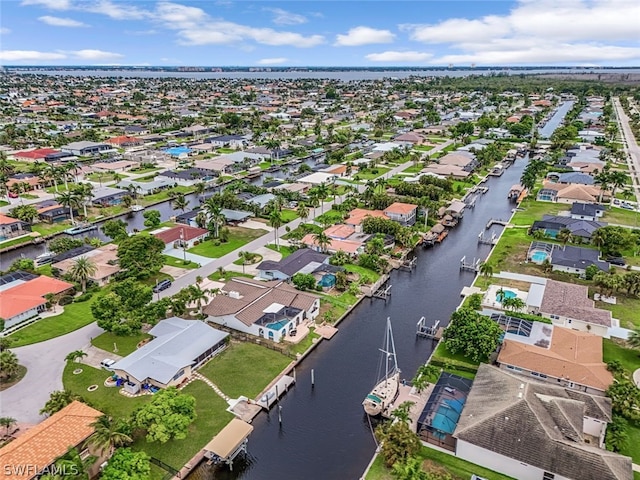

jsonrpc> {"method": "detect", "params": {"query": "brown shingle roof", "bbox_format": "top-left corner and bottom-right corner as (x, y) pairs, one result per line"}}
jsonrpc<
(540, 280), (612, 327)
(0, 401), (102, 480)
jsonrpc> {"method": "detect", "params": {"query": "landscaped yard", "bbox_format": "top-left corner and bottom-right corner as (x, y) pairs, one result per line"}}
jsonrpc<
(279, 209), (299, 222)
(207, 270), (253, 282)
(141, 186), (194, 205)
(344, 264), (380, 284)
(31, 222), (70, 236)
(188, 227), (267, 258)
(131, 381), (234, 469)
(511, 200), (568, 226)
(602, 207), (640, 227)
(91, 332), (151, 356)
(162, 255), (200, 269)
(315, 210), (345, 225)
(597, 295), (640, 329)
(356, 167), (391, 181)
(199, 342), (291, 399)
(0, 235), (34, 249)
(366, 446), (515, 480)
(430, 342), (480, 373)
(265, 244), (295, 258)
(63, 362), (151, 419)
(288, 328), (321, 356)
(9, 293), (105, 347)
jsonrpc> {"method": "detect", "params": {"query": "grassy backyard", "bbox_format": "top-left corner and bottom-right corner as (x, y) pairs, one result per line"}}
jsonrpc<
(597, 295), (640, 329)
(9, 293), (105, 347)
(602, 207), (640, 227)
(344, 264), (381, 284)
(131, 381), (234, 470)
(288, 328), (321, 356)
(265, 244), (295, 258)
(31, 222), (70, 236)
(91, 332), (151, 356)
(162, 255), (200, 269)
(279, 209), (299, 222)
(511, 200), (568, 226)
(188, 227), (267, 258)
(366, 446), (515, 480)
(199, 342), (291, 399)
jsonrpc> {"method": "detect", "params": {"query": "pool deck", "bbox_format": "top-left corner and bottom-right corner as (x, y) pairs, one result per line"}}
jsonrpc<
(316, 324), (339, 339)
(381, 382), (434, 432)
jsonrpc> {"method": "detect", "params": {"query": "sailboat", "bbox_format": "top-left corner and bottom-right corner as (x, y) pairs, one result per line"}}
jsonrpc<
(363, 317), (400, 416)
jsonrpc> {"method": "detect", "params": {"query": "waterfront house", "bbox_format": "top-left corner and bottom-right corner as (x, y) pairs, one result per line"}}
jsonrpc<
(36, 201), (74, 223)
(550, 244), (610, 275)
(0, 213), (31, 240)
(110, 318), (228, 393)
(0, 401), (107, 480)
(12, 148), (61, 162)
(51, 244), (120, 286)
(116, 178), (174, 195)
(153, 225), (208, 250)
(536, 280), (612, 337)
(345, 208), (388, 229)
(0, 273), (74, 329)
(90, 186), (130, 207)
(256, 248), (339, 281)
(497, 325), (613, 395)
(205, 134), (248, 149)
(106, 135), (143, 148)
(452, 364), (631, 480)
(530, 215), (605, 241)
(156, 168), (217, 187)
(421, 164), (471, 179)
(383, 202), (417, 226)
(536, 181), (606, 204)
(570, 202), (604, 221)
(204, 277), (320, 341)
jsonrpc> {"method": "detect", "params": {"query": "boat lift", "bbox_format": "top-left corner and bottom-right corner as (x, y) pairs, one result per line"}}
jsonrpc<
(460, 256), (481, 272)
(416, 317), (442, 340)
(478, 231), (498, 245)
(372, 284), (392, 301)
(203, 418), (254, 471)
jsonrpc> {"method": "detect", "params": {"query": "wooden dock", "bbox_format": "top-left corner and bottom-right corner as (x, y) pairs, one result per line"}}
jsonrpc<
(485, 218), (508, 229)
(400, 257), (417, 272)
(315, 324), (338, 339)
(255, 374), (295, 410)
(372, 284), (392, 301)
(381, 383), (434, 431)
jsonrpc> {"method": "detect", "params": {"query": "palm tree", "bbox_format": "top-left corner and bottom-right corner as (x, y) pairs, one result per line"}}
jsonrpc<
(266, 137), (282, 165)
(313, 231), (331, 253)
(558, 228), (573, 247)
(238, 250), (252, 274)
(591, 228), (607, 250)
(296, 202), (310, 223)
(188, 284), (210, 315)
(202, 199), (225, 238)
(75, 183), (93, 218)
(609, 171), (629, 199)
(0, 350), (19, 381)
(0, 417), (16, 436)
(58, 190), (80, 225)
(391, 401), (415, 424)
(269, 209), (283, 250)
(69, 256), (97, 293)
(87, 415), (132, 455)
(194, 182), (206, 198)
(594, 170), (611, 203)
(47, 164), (61, 194)
(627, 328), (640, 349)
(411, 364), (439, 393)
(479, 262), (493, 284)
(65, 350), (87, 363)
(172, 194), (189, 212)
(315, 182), (329, 214)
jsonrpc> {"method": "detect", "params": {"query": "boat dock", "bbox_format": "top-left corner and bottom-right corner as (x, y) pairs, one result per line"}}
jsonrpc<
(381, 383), (434, 429)
(416, 317), (443, 340)
(315, 324), (338, 339)
(460, 256), (481, 272)
(478, 231), (498, 245)
(255, 374), (296, 410)
(485, 218), (509, 229)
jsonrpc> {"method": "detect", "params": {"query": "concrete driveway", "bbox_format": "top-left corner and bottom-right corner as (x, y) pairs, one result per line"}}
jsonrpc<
(0, 322), (104, 424)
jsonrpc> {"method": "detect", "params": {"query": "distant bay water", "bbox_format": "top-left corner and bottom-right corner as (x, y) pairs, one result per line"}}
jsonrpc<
(10, 67), (640, 80)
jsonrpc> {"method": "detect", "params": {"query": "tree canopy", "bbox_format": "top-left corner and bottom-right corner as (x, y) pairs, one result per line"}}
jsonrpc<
(101, 448), (151, 480)
(117, 234), (165, 279)
(442, 308), (502, 362)
(133, 387), (196, 443)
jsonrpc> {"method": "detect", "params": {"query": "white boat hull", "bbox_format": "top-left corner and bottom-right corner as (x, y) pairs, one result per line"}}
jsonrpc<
(362, 372), (400, 416)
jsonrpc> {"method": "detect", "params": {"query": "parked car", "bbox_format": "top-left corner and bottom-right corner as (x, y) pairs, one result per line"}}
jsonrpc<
(153, 279), (172, 293)
(100, 359), (116, 370)
(606, 256), (626, 266)
(621, 203), (635, 210)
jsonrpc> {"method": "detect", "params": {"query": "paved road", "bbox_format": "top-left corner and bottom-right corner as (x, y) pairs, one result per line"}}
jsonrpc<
(161, 140), (453, 296)
(613, 97), (640, 205)
(0, 322), (104, 424)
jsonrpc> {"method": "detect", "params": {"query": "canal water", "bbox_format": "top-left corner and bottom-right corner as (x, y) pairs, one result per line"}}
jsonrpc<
(187, 157), (528, 480)
(538, 100), (574, 139)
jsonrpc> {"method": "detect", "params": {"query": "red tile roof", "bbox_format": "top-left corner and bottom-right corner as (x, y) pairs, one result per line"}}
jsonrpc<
(384, 202), (417, 215)
(0, 213), (22, 225)
(14, 148), (59, 159)
(0, 276), (74, 320)
(154, 225), (208, 244)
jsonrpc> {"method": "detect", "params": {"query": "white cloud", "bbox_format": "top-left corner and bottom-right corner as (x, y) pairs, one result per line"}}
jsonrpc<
(257, 57), (288, 65)
(155, 2), (324, 48)
(0, 28), (11, 35)
(21, 0), (71, 10)
(125, 29), (158, 35)
(264, 7), (307, 25)
(365, 51), (432, 63)
(0, 50), (66, 61)
(335, 26), (395, 47)
(38, 15), (88, 27)
(403, 0), (640, 65)
(84, 0), (150, 20)
(71, 49), (123, 60)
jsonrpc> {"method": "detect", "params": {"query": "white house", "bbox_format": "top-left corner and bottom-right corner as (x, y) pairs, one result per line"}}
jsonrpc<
(453, 364), (632, 480)
(204, 278), (320, 341)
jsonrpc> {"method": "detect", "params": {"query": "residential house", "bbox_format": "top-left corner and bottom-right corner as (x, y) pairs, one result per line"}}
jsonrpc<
(570, 202), (605, 221)
(194, 158), (235, 174)
(7, 173), (44, 192)
(0, 213), (31, 239)
(123, 125), (148, 136)
(205, 134), (248, 149)
(421, 164), (471, 179)
(383, 202), (417, 226)
(91, 186), (130, 207)
(204, 277), (320, 341)
(530, 215), (605, 241)
(92, 160), (138, 173)
(52, 244), (120, 286)
(106, 136), (143, 148)
(537, 181), (606, 204)
(60, 141), (111, 156)
(157, 168), (217, 187)
(153, 225), (208, 250)
(438, 152), (477, 172)
(453, 364), (631, 480)
(497, 325), (613, 395)
(116, 178), (174, 195)
(13, 148), (61, 162)
(36, 200), (74, 223)
(111, 318), (228, 392)
(550, 244), (610, 275)
(345, 208), (388, 229)
(0, 273), (74, 328)
(535, 280), (613, 337)
(0, 401), (106, 480)
(256, 248), (340, 281)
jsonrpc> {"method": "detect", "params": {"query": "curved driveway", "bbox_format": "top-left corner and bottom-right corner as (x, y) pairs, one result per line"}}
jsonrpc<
(0, 322), (103, 424)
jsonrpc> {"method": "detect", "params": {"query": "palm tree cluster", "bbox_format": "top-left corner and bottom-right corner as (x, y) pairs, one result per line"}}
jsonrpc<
(594, 166), (629, 202)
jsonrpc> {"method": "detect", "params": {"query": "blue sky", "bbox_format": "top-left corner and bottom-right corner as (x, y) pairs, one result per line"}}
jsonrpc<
(1, 0), (639, 66)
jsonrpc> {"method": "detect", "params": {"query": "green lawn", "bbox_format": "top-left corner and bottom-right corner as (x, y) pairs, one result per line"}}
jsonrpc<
(198, 342), (291, 399)
(402, 164), (424, 174)
(288, 328), (321, 356)
(63, 362), (151, 419)
(31, 222), (70, 236)
(207, 270), (253, 282)
(315, 210), (344, 225)
(129, 167), (160, 175)
(9, 293), (105, 347)
(188, 227), (267, 258)
(356, 167), (391, 181)
(91, 332), (151, 356)
(265, 244), (295, 258)
(366, 446), (515, 480)
(511, 201), (569, 226)
(618, 418), (640, 465)
(279, 209), (299, 222)
(413, 145), (434, 152)
(86, 173), (123, 183)
(603, 339), (640, 376)
(0, 235), (34, 249)
(45, 183), (80, 193)
(217, 148), (235, 153)
(431, 342), (481, 372)
(0, 200), (9, 207)
(162, 255), (200, 269)
(141, 186), (194, 205)
(597, 295), (640, 329)
(603, 207), (640, 227)
(344, 264), (380, 284)
(131, 381), (234, 470)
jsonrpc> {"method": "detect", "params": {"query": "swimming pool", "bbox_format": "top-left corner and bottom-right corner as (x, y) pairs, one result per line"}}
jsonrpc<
(531, 251), (549, 263)
(496, 290), (517, 302)
(266, 319), (289, 331)
(318, 274), (336, 287)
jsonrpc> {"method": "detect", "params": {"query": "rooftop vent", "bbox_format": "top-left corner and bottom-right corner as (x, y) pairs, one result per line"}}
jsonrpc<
(228, 291), (241, 299)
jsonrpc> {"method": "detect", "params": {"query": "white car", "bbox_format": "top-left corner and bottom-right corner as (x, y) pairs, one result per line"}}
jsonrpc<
(100, 359), (116, 370)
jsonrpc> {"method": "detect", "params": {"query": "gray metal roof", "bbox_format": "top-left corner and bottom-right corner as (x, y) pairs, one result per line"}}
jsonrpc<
(111, 318), (228, 385)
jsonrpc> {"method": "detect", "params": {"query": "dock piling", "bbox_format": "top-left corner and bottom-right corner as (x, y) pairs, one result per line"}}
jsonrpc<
(311, 369), (315, 388)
